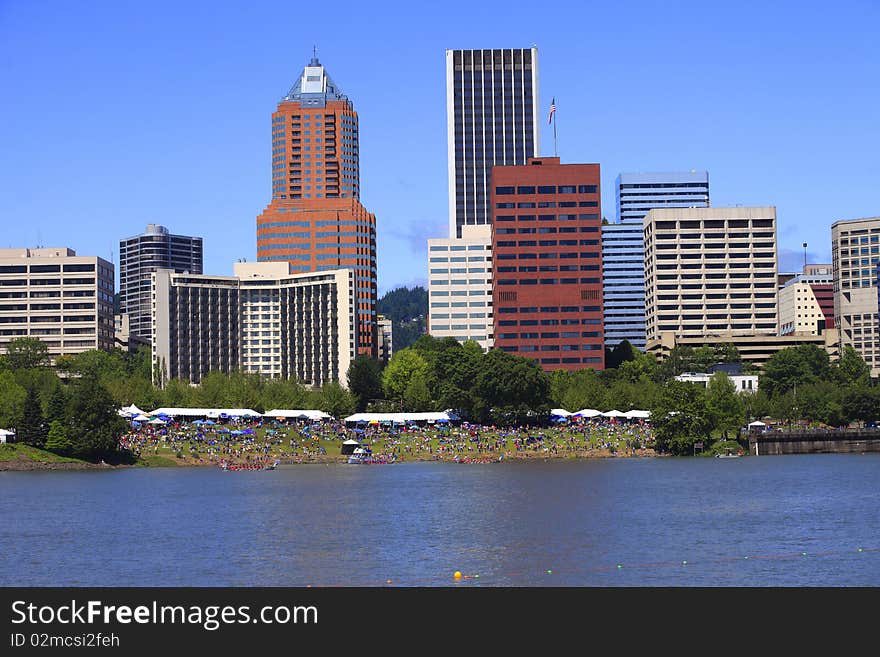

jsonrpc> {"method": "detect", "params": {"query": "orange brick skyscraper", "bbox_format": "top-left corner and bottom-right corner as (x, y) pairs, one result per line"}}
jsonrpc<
(257, 55), (378, 357)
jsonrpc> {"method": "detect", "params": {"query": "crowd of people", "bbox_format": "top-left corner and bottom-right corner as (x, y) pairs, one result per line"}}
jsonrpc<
(119, 415), (655, 466)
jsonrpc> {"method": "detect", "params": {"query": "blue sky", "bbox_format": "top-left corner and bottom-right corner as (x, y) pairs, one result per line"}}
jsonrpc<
(2, 0), (878, 295)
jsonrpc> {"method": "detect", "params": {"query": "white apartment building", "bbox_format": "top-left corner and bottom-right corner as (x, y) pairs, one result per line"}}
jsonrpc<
(0, 247), (114, 360)
(644, 207), (778, 348)
(831, 216), (880, 377)
(152, 262), (354, 386)
(427, 224), (493, 350)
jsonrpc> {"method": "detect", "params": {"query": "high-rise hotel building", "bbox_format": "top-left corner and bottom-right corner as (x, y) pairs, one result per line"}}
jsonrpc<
(152, 262), (354, 386)
(603, 172), (709, 352)
(831, 216), (880, 377)
(491, 158), (604, 371)
(447, 48), (539, 239)
(0, 248), (114, 360)
(644, 207), (778, 349)
(256, 56), (377, 357)
(119, 224), (202, 343)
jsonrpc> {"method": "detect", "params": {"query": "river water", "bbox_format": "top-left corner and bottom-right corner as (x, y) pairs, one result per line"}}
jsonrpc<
(2, 454), (878, 586)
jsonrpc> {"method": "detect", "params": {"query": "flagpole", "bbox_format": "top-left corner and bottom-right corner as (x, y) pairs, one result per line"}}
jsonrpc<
(553, 111), (557, 157)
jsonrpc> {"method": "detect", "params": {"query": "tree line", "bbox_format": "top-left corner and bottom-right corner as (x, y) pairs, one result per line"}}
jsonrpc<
(1, 336), (876, 458)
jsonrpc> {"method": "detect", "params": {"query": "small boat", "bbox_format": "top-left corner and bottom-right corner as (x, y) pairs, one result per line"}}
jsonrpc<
(715, 450), (742, 459)
(347, 447), (395, 464)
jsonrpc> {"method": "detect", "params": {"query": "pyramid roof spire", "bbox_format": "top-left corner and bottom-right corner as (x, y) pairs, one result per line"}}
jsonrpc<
(282, 53), (351, 109)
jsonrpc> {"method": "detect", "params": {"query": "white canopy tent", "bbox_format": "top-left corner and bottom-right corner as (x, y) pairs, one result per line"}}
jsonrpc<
(0, 428), (14, 443)
(623, 410), (651, 419)
(118, 404), (146, 418)
(572, 409), (602, 418)
(550, 408), (572, 417)
(343, 411), (460, 425)
(602, 410), (625, 418)
(748, 420), (767, 427)
(265, 409), (332, 421)
(132, 414), (151, 422)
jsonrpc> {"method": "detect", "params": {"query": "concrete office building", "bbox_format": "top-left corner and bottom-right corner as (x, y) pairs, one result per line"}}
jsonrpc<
(778, 264), (834, 336)
(256, 55), (378, 357)
(831, 216), (880, 376)
(114, 313), (150, 353)
(427, 224), (494, 351)
(377, 315), (393, 363)
(119, 224), (203, 343)
(152, 262), (354, 387)
(491, 158), (604, 371)
(616, 171), (709, 224)
(644, 207), (778, 350)
(447, 48), (539, 238)
(603, 171), (710, 352)
(0, 248), (114, 359)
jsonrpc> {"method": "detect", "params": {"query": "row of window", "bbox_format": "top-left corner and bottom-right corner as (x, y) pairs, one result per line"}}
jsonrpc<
(496, 185), (597, 195)
(495, 202), (597, 209)
(497, 278), (600, 285)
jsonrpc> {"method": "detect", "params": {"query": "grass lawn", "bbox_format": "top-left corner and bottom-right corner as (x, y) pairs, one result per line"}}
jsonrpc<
(0, 443), (86, 464)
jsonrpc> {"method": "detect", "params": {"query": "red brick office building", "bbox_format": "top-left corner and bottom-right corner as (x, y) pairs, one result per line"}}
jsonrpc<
(491, 157), (604, 371)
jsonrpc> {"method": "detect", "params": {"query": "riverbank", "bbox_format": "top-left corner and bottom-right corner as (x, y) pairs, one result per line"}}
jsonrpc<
(0, 444), (126, 471)
(0, 442), (661, 470)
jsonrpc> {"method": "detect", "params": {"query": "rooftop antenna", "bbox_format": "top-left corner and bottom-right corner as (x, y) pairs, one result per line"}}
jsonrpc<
(803, 242), (808, 270)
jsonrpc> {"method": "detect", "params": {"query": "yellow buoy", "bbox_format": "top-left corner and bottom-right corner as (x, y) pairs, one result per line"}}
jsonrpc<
(454, 571), (462, 579)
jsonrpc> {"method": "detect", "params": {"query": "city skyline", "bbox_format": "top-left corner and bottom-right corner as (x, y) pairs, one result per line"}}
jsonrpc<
(2, 1), (879, 295)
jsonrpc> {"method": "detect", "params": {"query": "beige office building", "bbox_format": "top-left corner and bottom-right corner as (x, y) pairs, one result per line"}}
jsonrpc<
(644, 207), (778, 350)
(0, 247), (114, 360)
(152, 262), (354, 387)
(831, 216), (880, 377)
(778, 265), (834, 336)
(427, 224), (493, 350)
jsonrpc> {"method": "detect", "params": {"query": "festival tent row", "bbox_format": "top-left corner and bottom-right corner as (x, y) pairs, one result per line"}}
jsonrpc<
(264, 409), (333, 421)
(145, 408), (263, 419)
(343, 411), (461, 426)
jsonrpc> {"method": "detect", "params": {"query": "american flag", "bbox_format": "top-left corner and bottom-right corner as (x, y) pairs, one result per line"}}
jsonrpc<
(548, 97), (556, 124)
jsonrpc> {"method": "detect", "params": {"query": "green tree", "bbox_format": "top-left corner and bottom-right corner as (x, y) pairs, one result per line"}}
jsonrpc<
(472, 350), (550, 425)
(18, 385), (47, 447)
(347, 356), (385, 411)
(317, 381), (356, 418)
(760, 345), (831, 398)
(382, 349), (430, 407)
(46, 383), (68, 425)
(403, 375), (433, 412)
(66, 374), (127, 457)
(834, 346), (870, 386)
(0, 370), (26, 429)
(429, 339), (482, 417)
(605, 340), (639, 369)
(705, 372), (745, 439)
(841, 385), (879, 426)
(44, 420), (74, 455)
(649, 380), (711, 455)
(4, 337), (49, 370)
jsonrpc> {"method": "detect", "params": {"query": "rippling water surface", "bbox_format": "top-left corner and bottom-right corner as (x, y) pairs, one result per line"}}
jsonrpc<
(2, 454), (879, 586)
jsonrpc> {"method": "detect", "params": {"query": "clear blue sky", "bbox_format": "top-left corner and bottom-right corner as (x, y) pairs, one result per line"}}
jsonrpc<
(2, 0), (878, 295)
